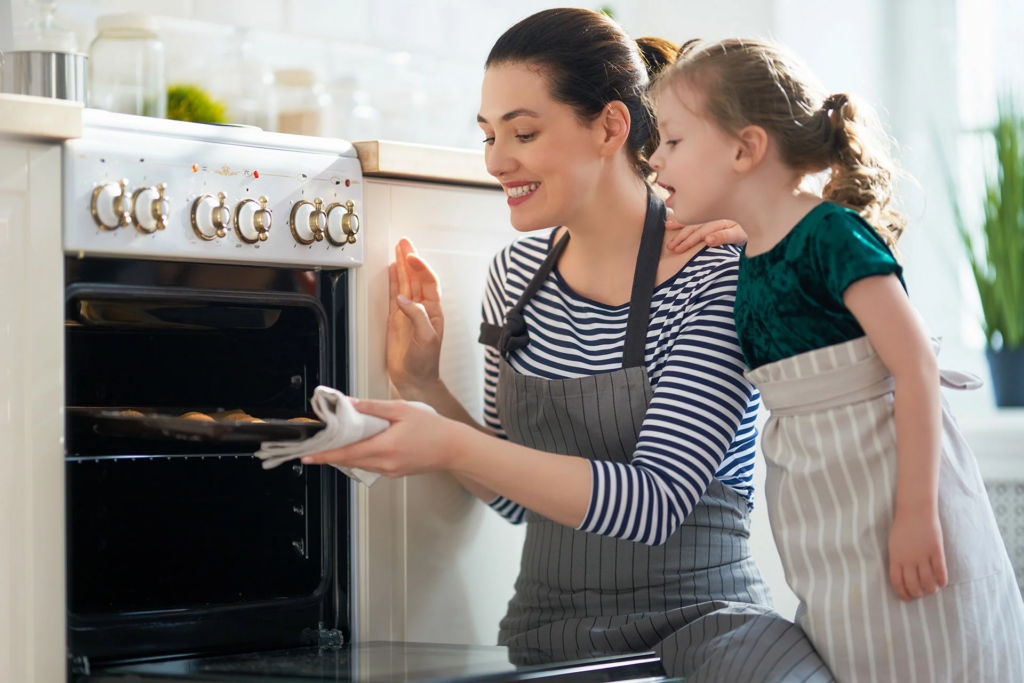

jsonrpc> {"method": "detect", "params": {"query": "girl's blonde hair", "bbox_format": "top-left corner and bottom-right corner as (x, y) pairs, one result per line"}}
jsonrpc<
(654, 38), (905, 248)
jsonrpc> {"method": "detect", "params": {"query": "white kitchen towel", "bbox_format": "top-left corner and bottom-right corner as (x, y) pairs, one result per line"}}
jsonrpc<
(255, 386), (433, 486)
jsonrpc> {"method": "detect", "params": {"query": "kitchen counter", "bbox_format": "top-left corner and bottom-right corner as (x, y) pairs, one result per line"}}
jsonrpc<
(353, 140), (499, 188)
(0, 93), (82, 140)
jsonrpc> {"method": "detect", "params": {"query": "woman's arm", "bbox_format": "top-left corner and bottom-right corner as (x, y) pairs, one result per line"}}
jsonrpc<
(305, 257), (756, 544)
(844, 273), (948, 601)
(386, 238), (499, 504)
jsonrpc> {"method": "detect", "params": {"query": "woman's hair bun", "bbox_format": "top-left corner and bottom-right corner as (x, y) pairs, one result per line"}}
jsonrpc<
(636, 36), (680, 81)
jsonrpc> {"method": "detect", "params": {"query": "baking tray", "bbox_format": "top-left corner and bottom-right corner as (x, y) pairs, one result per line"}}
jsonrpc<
(68, 406), (324, 444)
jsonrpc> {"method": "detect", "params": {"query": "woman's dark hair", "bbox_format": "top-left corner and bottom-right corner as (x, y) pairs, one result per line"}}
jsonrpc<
(486, 8), (678, 179)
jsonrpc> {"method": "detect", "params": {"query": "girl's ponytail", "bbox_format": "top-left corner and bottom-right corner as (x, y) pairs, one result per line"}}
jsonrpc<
(820, 93), (904, 250)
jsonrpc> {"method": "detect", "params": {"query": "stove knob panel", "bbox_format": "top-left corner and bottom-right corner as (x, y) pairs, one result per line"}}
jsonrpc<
(191, 192), (230, 241)
(132, 183), (170, 234)
(91, 178), (132, 230)
(290, 197), (326, 245)
(234, 196), (273, 244)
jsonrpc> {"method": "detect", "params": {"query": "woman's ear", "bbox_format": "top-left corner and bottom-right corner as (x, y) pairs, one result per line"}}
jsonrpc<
(733, 125), (769, 172)
(596, 101), (632, 158)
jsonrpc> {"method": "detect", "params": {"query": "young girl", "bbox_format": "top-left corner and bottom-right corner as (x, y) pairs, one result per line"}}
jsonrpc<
(648, 38), (1024, 681)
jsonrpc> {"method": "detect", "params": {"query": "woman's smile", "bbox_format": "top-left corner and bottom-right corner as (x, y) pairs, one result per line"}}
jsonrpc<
(503, 180), (541, 206)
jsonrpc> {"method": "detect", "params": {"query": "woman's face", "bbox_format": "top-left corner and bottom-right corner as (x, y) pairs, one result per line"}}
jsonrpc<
(649, 83), (739, 225)
(478, 64), (605, 232)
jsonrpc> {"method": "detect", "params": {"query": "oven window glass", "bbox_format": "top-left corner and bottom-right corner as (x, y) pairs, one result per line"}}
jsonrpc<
(65, 293), (329, 615)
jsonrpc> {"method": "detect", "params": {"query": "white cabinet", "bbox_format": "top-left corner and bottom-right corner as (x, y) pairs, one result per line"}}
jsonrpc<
(353, 177), (526, 646)
(0, 137), (66, 683)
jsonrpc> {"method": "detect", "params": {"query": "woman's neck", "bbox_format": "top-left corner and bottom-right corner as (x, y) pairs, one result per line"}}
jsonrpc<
(557, 172), (650, 306)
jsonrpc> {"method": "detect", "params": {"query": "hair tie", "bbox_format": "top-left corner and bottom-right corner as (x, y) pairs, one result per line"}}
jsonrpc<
(823, 93), (849, 113)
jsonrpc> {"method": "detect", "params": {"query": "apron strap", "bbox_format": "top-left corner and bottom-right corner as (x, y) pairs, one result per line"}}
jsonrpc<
(480, 192), (666, 370)
(478, 230), (571, 352)
(622, 192), (666, 369)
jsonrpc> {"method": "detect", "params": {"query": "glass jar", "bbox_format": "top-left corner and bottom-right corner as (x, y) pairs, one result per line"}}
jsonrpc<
(88, 13), (166, 118)
(272, 69), (329, 137)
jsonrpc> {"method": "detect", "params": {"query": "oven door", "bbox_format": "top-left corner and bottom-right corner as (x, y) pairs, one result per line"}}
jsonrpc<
(65, 274), (351, 669)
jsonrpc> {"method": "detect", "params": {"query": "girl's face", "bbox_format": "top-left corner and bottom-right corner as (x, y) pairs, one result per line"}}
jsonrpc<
(649, 83), (740, 225)
(478, 64), (606, 232)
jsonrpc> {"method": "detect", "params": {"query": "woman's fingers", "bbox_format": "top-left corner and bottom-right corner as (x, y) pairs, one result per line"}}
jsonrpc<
(396, 296), (438, 342)
(301, 429), (391, 466)
(395, 242), (412, 299)
(398, 239), (423, 302)
(388, 262), (400, 318)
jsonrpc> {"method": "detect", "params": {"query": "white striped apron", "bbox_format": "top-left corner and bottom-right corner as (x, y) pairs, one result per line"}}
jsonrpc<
(748, 335), (1024, 682)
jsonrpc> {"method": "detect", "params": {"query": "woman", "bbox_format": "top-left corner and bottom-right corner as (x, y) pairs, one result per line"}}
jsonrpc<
(302, 9), (831, 682)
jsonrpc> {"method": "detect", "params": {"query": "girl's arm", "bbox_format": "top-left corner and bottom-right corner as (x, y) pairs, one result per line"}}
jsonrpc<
(844, 273), (948, 601)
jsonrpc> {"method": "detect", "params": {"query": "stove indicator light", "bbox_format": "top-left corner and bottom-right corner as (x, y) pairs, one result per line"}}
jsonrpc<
(192, 164), (199, 172)
(254, 170), (260, 179)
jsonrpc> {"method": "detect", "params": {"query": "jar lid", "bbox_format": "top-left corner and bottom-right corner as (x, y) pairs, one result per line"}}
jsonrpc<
(96, 13), (160, 35)
(274, 69), (317, 87)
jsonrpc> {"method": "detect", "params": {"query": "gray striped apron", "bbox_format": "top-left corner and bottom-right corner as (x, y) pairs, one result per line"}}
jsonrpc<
(480, 194), (834, 682)
(748, 335), (1024, 682)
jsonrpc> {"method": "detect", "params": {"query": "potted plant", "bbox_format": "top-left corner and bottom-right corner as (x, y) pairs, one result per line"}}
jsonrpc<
(948, 98), (1024, 406)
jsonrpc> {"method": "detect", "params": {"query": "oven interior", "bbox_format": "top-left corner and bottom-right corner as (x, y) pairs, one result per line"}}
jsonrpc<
(64, 264), (351, 673)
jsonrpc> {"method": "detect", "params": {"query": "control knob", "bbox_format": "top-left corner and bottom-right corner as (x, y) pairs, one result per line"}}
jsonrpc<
(290, 197), (326, 245)
(191, 192), (231, 241)
(132, 183), (170, 234)
(325, 199), (360, 246)
(234, 196), (273, 244)
(91, 178), (132, 230)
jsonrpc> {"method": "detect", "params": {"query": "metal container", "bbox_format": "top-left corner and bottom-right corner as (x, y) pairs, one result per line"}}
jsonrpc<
(1, 50), (87, 103)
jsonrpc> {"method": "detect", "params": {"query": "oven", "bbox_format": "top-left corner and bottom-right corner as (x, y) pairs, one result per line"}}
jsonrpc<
(56, 112), (669, 683)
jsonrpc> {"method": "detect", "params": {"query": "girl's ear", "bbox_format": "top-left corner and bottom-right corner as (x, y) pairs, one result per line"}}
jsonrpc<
(733, 124), (769, 172)
(596, 101), (632, 157)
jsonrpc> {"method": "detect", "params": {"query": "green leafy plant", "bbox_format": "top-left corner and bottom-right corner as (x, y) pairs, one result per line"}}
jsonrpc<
(167, 84), (228, 124)
(948, 98), (1024, 349)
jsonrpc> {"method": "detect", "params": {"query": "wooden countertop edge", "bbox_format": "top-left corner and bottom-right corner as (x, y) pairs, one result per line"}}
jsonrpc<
(353, 140), (500, 189)
(0, 93), (83, 140)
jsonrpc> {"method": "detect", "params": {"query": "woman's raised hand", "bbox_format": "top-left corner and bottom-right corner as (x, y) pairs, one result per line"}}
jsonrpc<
(387, 238), (445, 398)
(665, 207), (747, 253)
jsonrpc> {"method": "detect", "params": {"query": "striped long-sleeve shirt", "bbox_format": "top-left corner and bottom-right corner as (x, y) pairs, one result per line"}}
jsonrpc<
(483, 230), (759, 546)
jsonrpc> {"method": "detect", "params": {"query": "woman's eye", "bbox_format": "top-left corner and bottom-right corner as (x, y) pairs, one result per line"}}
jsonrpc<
(516, 133), (536, 142)
(666, 139), (680, 147)
(482, 137), (495, 145)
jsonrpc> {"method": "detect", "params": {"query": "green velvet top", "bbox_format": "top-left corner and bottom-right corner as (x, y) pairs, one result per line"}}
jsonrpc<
(735, 201), (905, 370)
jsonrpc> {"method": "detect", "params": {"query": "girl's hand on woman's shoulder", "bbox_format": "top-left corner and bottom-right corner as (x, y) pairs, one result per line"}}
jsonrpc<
(665, 207), (747, 253)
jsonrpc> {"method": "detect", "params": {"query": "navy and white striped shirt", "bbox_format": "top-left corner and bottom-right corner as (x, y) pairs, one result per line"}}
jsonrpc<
(483, 230), (759, 546)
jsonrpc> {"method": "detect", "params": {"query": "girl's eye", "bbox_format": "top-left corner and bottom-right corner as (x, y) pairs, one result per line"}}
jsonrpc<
(666, 139), (680, 147)
(516, 133), (536, 142)
(482, 137), (495, 145)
